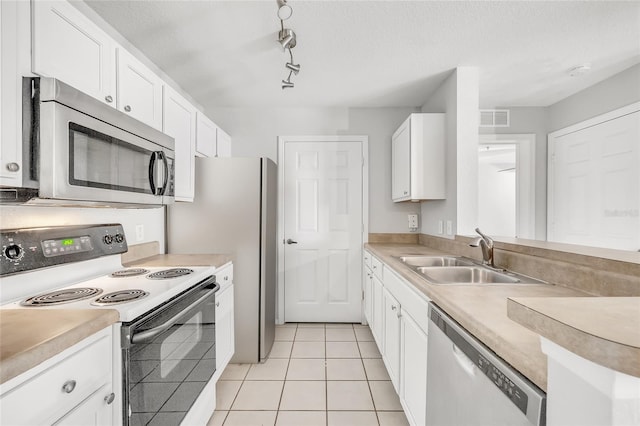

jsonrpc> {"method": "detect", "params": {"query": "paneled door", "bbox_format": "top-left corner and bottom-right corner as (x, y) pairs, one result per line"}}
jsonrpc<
(283, 139), (365, 322)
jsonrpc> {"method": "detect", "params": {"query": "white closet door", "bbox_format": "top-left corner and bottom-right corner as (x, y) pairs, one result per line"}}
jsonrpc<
(549, 110), (639, 250)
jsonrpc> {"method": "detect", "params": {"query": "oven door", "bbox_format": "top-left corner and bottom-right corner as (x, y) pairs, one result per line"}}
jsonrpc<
(38, 100), (174, 205)
(121, 276), (218, 426)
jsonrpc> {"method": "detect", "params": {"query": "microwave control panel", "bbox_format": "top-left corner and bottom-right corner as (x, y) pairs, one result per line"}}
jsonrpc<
(0, 224), (127, 276)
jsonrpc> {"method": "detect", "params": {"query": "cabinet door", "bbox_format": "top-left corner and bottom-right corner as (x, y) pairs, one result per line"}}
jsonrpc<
(371, 274), (384, 349)
(54, 385), (113, 426)
(163, 85), (197, 202)
(32, 1), (116, 105)
(116, 48), (163, 130)
(382, 287), (401, 390)
(196, 112), (217, 158)
(216, 128), (232, 158)
(216, 283), (235, 372)
(401, 312), (428, 426)
(363, 267), (373, 325)
(392, 118), (411, 201)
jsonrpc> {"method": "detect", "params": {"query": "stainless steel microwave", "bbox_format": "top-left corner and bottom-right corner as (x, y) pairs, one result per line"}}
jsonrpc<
(3, 77), (175, 206)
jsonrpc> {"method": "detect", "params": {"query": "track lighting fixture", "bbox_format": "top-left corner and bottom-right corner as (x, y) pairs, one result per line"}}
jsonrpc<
(276, 0), (300, 90)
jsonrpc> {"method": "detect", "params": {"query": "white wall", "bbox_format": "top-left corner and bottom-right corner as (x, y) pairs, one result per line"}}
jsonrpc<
(0, 205), (165, 249)
(420, 67), (479, 237)
(207, 106), (421, 234)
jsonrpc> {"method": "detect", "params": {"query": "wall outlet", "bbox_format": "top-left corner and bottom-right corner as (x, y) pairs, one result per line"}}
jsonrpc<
(438, 220), (444, 235)
(135, 224), (144, 242)
(408, 214), (419, 232)
(446, 220), (453, 236)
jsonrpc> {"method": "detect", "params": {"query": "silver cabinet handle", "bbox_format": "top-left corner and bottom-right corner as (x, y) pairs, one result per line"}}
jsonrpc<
(105, 95), (113, 103)
(104, 393), (115, 404)
(6, 162), (19, 172)
(224, 276), (229, 281)
(62, 380), (76, 393)
(124, 105), (132, 112)
(391, 305), (397, 311)
(216, 301), (220, 307)
(286, 239), (298, 244)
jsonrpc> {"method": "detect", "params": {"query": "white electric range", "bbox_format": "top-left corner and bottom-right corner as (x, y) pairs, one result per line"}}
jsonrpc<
(0, 224), (220, 426)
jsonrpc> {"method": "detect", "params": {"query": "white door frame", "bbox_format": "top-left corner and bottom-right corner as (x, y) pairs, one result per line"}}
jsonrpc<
(478, 133), (536, 239)
(276, 135), (369, 324)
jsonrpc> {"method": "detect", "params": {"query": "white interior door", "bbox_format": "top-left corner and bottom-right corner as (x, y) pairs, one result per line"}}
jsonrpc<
(283, 139), (364, 322)
(548, 109), (640, 250)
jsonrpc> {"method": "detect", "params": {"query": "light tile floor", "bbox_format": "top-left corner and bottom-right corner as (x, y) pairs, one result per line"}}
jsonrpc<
(207, 323), (410, 426)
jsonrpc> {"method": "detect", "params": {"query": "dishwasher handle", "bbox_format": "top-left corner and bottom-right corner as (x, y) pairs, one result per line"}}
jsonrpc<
(452, 343), (476, 377)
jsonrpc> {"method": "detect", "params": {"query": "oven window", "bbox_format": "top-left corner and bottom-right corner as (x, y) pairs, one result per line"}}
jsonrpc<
(69, 122), (153, 194)
(127, 292), (216, 426)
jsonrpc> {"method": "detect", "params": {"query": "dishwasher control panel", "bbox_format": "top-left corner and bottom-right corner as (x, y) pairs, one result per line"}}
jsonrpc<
(478, 354), (528, 414)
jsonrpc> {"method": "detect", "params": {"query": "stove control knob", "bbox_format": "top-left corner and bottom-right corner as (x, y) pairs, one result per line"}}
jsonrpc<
(114, 233), (124, 244)
(103, 235), (113, 245)
(4, 244), (23, 261)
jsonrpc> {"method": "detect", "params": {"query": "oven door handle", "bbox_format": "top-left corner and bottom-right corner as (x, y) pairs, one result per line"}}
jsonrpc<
(131, 281), (220, 344)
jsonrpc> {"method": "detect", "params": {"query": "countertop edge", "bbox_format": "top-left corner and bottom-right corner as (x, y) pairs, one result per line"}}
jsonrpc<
(507, 297), (640, 378)
(0, 310), (119, 385)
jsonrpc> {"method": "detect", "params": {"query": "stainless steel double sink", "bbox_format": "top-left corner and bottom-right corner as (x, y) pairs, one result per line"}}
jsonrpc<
(395, 255), (545, 285)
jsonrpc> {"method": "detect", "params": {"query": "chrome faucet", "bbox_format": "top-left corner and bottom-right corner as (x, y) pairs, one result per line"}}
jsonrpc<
(469, 228), (495, 268)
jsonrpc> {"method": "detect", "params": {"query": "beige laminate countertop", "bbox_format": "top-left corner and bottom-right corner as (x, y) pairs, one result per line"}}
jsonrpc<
(0, 309), (119, 384)
(508, 297), (640, 378)
(365, 243), (591, 391)
(124, 253), (233, 269)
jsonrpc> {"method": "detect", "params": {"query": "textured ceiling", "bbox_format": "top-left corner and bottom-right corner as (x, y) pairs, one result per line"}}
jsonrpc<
(83, 1), (640, 110)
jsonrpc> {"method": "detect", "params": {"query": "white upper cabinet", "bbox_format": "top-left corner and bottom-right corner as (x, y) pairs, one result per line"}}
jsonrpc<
(216, 127), (232, 158)
(116, 48), (163, 130)
(196, 112), (217, 158)
(163, 85), (196, 202)
(32, 1), (116, 106)
(392, 113), (446, 202)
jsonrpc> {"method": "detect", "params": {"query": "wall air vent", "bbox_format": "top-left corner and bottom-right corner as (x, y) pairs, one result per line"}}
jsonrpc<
(479, 109), (510, 128)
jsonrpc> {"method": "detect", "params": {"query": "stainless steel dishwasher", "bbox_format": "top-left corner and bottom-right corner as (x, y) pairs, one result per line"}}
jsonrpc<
(426, 303), (546, 426)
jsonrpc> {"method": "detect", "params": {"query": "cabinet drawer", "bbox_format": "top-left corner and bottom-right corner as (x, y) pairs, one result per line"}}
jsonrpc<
(363, 251), (373, 269)
(384, 268), (430, 335)
(0, 330), (112, 426)
(216, 264), (233, 288)
(371, 256), (383, 280)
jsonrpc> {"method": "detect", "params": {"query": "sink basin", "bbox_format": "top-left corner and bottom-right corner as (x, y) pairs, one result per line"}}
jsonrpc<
(397, 256), (474, 268)
(417, 266), (527, 284)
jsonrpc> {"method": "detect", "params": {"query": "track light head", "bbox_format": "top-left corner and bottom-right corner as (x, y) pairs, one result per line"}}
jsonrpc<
(282, 80), (294, 89)
(286, 62), (301, 75)
(278, 29), (296, 49)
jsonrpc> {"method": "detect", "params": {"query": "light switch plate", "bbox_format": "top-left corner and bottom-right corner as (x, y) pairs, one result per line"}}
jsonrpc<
(446, 220), (453, 235)
(438, 220), (444, 234)
(408, 214), (419, 232)
(135, 224), (144, 242)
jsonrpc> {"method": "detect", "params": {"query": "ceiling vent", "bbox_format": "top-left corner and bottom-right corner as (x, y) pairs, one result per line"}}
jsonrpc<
(479, 109), (510, 128)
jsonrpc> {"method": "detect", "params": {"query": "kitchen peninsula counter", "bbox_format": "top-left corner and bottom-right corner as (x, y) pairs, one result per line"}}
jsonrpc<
(508, 297), (640, 378)
(365, 243), (591, 391)
(0, 309), (119, 384)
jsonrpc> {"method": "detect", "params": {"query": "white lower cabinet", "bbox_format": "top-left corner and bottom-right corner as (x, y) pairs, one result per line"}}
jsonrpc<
(0, 327), (114, 426)
(382, 287), (401, 391)
(364, 251), (431, 426)
(401, 311), (429, 426)
(215, 265), (235, 374)
(371, 274), (384, 348)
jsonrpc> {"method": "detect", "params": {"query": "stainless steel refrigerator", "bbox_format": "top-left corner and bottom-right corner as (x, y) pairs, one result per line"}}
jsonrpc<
(166, 157), (277, 363)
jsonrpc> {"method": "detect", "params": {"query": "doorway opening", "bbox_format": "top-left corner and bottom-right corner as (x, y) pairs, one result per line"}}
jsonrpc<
(478, 134), (535, 239)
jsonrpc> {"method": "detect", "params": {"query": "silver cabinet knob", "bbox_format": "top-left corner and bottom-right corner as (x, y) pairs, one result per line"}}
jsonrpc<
(104, 393), (115, 404)
(403, 191), (408, 195)
(124, 105), (132, 112)
(215, 301), (220, 307)
(105, 95), (113, 103)
(6, 162), (19, 172)
(62, 380), (76, 394)
(224, 276), (229, 281)
(391, 305), (397, 311)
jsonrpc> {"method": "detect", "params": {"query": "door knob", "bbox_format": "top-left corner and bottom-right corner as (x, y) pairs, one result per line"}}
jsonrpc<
(286, 239), (298, 244)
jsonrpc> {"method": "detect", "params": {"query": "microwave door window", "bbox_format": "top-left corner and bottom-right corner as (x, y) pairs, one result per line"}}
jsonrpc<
(69, 123), (154, 194)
